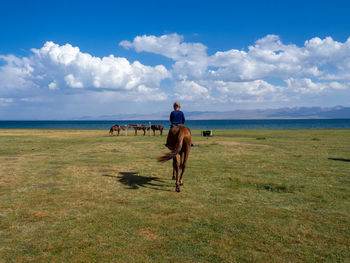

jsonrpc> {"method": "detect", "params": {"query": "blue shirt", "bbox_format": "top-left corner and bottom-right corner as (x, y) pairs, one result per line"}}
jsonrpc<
(170, 110), (185, 126)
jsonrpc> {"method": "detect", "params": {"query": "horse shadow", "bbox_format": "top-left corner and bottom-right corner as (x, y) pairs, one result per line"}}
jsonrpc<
(102, 172), (172, 191)
(328, 158), (350, 162)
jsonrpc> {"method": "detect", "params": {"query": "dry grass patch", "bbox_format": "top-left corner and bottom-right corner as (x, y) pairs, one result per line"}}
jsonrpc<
(138, 228), (162, 241)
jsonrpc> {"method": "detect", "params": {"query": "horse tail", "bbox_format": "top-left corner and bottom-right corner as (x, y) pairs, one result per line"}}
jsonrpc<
(158, 133), (184, 162)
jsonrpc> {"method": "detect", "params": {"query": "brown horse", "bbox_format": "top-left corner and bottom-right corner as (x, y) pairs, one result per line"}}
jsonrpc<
(147, 124), (163, 136)
(158, 126), (191, 192)
(128, 124), (147, 136)
(109, 125), (125, 136)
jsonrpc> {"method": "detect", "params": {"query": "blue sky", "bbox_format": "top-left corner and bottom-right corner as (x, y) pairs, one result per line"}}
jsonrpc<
(1, 0), (350, 119)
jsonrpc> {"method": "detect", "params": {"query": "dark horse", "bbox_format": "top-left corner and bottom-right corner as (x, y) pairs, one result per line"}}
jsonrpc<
(147, 124), (163, 136)
(158, 126), (191, 192)
(128, 124), (147, 136)
(109, 125), (125, 136)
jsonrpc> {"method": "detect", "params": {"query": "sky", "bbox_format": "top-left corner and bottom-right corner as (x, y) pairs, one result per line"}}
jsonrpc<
(1, 0), (350, 119)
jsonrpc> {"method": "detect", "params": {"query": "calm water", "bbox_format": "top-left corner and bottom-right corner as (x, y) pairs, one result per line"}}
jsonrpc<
(0, 119), (350, 130)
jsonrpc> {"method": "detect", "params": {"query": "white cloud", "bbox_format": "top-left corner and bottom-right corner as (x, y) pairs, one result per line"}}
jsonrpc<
(48, 81), (57, 90)
(122, 33), (350, 83)
(20, 97), (44, 102)
(0, 55), (37, 93)
(0, 41), (170, 99)
(174, 80), (211, 101)
(206, 79), (284, 103)
(120, 33), (350, 103)
(1, 34), (350, 118)
(211, 35), (350, 82)
(285, 78), (348, 94)
(0, 97), (13, 106)
(64, 74), (84, 88)
(120, 33), (207, 60)
(120, 33), (208, 80)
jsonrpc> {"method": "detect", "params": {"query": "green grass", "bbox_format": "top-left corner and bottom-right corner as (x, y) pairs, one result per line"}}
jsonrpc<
(0, 129), (349, 262)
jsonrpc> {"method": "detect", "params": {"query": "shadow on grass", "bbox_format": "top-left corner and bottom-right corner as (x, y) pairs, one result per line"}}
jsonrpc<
(102, 172), (172, 191)
(328, 158), (350, 162)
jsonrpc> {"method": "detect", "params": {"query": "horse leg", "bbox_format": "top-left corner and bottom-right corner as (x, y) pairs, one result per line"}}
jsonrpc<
(134, 128), (137, 136)
(179, 147), (190, 186)
(117, 129), (120, 136)
(179, 152), (185, 185)
(173, 155), (180, 192)
(172, 157), (176, 180)
(153, 129), (155, 136)
(143, 128), (146, 136)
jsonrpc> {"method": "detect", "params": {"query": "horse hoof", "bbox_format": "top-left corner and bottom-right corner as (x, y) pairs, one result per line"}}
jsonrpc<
(180, 182), (183, 186)
(176, 187), (180, 192)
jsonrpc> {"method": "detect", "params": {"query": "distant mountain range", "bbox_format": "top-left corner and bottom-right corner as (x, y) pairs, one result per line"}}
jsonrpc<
(78, 106), (350, 120)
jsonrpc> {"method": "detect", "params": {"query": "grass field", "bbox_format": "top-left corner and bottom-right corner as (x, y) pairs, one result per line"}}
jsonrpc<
(0, 129), (349, 262)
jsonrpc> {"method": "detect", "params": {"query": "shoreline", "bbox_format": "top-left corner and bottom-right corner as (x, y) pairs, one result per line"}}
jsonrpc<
(0, 128), (350, 135)
(1, 119), (350, 130)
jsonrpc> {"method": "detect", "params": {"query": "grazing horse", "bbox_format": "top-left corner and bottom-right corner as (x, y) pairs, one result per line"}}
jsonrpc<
(128, 124), (147, 136)
(147, 124), (164, 136)
(109, 125), (125, 136)
(158, 126), (191, 192)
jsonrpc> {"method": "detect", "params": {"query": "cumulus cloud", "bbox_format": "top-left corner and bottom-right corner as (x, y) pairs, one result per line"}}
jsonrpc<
(120, 33), (207, 60)
(0, 41), (170, 100)
(285, 78), (347, 94)
(1, 34), (350, 118)
(208, 34), (349, 81)
(120, 33), (208, 80)
(174, 80), (211, 101)
(121, 33), (350, 103)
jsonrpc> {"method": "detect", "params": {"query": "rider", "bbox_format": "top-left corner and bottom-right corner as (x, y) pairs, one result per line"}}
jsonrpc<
(170, 101), (185, 128)
(167, 101), (193, 147)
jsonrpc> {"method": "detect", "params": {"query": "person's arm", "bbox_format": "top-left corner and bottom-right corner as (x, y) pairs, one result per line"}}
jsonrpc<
(170, 112), (174, 123)
(182, 112), (185, 124)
